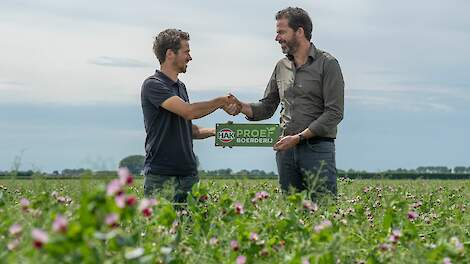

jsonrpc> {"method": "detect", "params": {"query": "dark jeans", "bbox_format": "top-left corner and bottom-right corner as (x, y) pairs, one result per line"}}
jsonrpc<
(143, 173), (199, 203)
(276, 140), (337, 200)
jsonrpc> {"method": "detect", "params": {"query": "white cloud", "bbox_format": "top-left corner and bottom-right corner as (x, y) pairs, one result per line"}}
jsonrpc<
(0, 0), (469, 111)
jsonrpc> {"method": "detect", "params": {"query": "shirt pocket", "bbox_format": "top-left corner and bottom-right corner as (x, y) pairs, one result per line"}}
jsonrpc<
(298, 75), (322, 99)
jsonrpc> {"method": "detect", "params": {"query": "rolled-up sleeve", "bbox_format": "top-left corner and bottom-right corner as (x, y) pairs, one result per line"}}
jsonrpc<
(247, 67), (280, 121)
(308, 58), (344, 136)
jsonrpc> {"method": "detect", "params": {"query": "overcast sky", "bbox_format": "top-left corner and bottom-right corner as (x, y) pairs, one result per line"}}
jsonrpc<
(1, 0), (469, 172)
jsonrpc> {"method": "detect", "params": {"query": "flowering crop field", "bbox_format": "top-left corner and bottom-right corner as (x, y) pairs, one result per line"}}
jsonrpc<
(0, 176), (468, 264)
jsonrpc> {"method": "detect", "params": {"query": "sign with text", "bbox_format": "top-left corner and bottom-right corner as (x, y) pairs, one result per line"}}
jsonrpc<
(215, 122), (281, 147)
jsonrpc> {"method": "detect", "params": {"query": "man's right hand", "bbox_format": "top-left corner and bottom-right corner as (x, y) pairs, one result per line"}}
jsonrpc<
(222, 94), (242, 116)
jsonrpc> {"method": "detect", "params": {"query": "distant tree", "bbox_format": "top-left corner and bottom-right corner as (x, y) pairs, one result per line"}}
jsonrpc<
(61, 168), (91, 177)
(454, 166), (466, 173)
(119, 155), (145, 175)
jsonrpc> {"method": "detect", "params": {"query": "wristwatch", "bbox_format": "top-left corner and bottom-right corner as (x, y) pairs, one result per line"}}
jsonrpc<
(298, 134), (305, 144)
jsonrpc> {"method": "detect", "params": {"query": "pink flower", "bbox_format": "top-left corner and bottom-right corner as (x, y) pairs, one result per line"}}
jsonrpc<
(379, 243), (392, 252)
(209, 237), (218, 246)
(7, 239), (20, 251)
(139, 198), (157, 217)
(9, 224), (22, 237)
(106, 179), (124, 197)
(236, 255), (246, 264)
(389, 229), (401, 243)
(142, 207), (152, 217)
(138, 198), (157, 210)
(118, 167), (134, 186)
(31, 228), (48, 249)
(126, 195), (137, 206)
(52, 214), (68, 233)
(115, 194), (126, 208)
(450, 237), (464, 252)
(302, 200), (319, 212)
(249, 232), (259, 241)
(199, 194), (209, 202)
(408, 211), (418, 221)
(20, 198), (30, 211)
(252, 191), (269, 203)
(442, 257), (452, 264)
(56, 196), (72, 204)
(234, 202), (244, 215)
(105, 213), (119, 228)
(314, 220), (332, 233)
(230, 240), (239, 251)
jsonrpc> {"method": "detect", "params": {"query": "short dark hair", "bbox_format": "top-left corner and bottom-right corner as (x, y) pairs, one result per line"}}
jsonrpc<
(275, 7), (313, 41)
(153, 29), (190, 64)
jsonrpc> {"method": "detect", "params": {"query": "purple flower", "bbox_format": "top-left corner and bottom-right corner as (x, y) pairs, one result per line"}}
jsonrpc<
(302, 200), (318, 212)
(249, 232), (259, 241)
(20, 198), (30, 211)
(118, 167), (134, 186)
(139, 198), (157, 217)
(408, 211), (418, 221)
(7, 239), (20, 251)
(115, 194), (126, 208)
(209, 236), (219, 246)
(389, 229), (401, 243)
(230, 240), (239, 251)
(125, 195), (137, 206)
(105, 213), (119, 228)
(314, 220), (332, 233)
(442, 257), (452, 264)
(106, 179), (124, 197)
(234, 202), (244, 215)
(9, 224), (22, 237)
(52, 214), (68, 233)
(31, 228), (49, 249)
(379, 243), (392, 252)
(236, 255), (246, 264)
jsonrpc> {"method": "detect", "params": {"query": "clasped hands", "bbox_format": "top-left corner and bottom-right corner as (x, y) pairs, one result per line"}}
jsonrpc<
(221, 94), (242, 116)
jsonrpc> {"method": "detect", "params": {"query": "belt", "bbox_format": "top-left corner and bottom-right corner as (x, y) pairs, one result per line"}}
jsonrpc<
(303, 136), (335, 144)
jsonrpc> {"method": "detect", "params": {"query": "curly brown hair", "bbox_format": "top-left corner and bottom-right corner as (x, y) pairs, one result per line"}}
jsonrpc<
(153, 29), (190, 64)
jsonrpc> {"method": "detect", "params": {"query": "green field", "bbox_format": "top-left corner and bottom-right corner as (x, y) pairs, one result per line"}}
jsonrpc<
(0, 178), (469, 263)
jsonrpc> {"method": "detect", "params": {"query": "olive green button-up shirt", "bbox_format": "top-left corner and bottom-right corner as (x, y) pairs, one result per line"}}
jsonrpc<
(249, 44), (344, 138)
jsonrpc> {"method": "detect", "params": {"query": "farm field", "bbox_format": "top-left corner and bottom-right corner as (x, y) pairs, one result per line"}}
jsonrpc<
(0, 177), (468, 263)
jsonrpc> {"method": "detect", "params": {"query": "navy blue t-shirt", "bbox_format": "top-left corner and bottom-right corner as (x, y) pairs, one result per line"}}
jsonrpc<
(141, 70), (197, 176)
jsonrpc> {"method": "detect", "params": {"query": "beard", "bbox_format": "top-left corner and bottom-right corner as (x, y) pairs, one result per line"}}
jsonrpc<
(173, 60), (188, 73)
(280, 37), (299, 55)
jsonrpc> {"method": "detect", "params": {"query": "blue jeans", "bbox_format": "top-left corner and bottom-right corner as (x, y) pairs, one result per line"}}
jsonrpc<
(143, 173), (199, 203)
(276, 140), (337, 200)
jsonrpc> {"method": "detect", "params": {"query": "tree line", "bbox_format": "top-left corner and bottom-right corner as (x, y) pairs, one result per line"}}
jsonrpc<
(1, 154), (469, 179)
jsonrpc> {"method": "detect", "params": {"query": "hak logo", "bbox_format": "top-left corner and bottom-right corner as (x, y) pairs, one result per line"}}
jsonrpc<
(218, 128), (235, 143)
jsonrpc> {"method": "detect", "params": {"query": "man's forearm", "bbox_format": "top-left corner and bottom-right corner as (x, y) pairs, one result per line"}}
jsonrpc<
(187, 97), (225, 120)
(192, 125), (215, 139)
(240, 102), (253, 119)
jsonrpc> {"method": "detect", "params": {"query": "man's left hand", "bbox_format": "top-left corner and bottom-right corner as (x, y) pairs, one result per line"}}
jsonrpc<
(273, 135), (300, 151)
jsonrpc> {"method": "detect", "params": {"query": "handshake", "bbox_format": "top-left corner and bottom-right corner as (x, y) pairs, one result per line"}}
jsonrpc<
(221, 94), (243, 116)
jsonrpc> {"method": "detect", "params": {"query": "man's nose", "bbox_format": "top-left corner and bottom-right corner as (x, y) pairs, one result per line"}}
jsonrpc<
(275, 34), (281, 41)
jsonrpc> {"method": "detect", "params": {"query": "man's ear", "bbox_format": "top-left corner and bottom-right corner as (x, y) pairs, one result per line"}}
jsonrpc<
(165, 49), (175, 61)
(296, 27), (305, 39)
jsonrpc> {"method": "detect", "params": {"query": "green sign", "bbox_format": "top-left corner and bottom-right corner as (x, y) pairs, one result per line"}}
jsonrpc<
(215, 122), (281, 147)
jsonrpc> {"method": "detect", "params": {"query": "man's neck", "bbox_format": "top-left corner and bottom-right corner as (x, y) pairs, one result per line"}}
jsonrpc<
(160, 64), (178, 82)
(292, 40), (311, 68)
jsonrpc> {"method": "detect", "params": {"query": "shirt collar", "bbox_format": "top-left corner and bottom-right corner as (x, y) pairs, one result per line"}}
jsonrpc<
(155, 69), (179, 86)
(286, 43), (317, 62)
